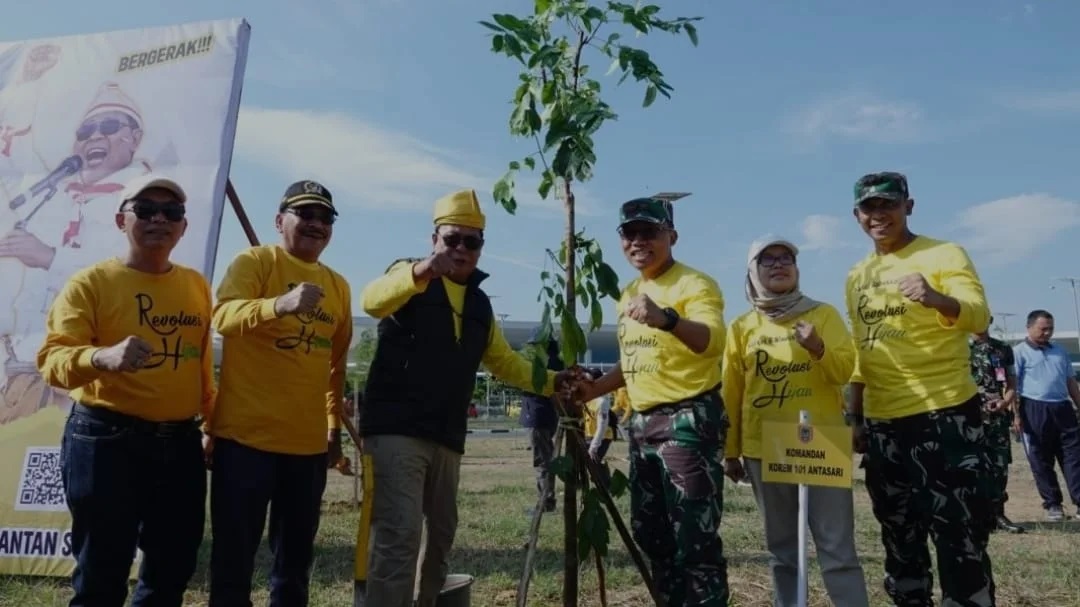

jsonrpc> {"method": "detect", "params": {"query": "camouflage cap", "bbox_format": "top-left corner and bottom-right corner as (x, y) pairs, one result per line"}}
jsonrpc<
(618, 197), (674, 227)
(853, 171), (910, 206)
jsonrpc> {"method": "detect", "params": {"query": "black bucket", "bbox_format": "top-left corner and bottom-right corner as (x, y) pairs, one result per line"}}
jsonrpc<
(435, 574), (474, 607)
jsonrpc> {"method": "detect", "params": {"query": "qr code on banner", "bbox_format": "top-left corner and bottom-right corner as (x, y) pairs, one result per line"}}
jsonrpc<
(14, 448), (67, 512)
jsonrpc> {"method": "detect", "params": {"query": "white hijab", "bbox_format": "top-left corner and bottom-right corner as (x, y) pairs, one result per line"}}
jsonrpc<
(744, 234), (822, 323)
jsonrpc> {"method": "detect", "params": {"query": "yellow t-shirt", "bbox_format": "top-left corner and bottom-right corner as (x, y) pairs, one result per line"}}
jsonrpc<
(360, 259), (556, 394)
(721, 304), (854, 459)
(845, 235), (990, 419)
(617, 261), (725, 411)
(36, 258), (215, 422)
(211, 245), (353, 455)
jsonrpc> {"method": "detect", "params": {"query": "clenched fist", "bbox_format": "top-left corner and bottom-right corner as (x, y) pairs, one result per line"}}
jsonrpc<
(413, 252), (455, 282)
(92, 335), (154, 372)
(624, 294), (666, 328)
(793, 320), (824, 358)
(274, 282), (324, 316)
(898, 273), (941, 307)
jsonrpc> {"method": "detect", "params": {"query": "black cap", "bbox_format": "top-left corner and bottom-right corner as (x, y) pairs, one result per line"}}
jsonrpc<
(280, 180), (337, 215)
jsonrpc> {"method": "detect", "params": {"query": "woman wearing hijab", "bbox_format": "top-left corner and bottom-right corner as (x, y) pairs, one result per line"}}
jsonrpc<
(721, 235), (869, 607)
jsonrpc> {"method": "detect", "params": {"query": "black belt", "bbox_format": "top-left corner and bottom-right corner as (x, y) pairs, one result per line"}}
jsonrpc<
(73, 403), (197, 436)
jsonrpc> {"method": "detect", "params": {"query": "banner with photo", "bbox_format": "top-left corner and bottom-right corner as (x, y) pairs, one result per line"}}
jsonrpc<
(0, 18), (249, 576)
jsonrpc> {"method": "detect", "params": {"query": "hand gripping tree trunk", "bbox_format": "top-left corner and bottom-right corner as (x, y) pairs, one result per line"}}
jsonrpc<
(481, 2), (702, 605)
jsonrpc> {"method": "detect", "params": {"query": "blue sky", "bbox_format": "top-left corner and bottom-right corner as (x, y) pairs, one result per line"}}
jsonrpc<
(4, 0), (1079, 337)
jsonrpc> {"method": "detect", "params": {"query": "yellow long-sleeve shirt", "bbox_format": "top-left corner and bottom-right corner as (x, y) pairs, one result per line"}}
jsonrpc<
(36, 258), (215, 422)
(361, 260), (556, 395)
(721, 303), (854, 459)
(845, 235), (990, 419)
(211, 245), (352, 455)
(617, 261), (726, 411)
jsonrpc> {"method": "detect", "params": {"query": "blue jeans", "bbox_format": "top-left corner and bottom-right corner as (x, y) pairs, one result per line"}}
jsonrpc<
(208, 438), (327, 607)
(61, 404), (206, 607)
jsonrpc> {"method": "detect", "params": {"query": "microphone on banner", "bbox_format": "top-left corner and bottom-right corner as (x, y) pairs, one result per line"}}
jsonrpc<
(8, 155), (84, 211)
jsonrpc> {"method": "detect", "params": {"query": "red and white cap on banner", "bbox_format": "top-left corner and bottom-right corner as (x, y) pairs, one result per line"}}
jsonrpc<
(83, 81), (143, 126)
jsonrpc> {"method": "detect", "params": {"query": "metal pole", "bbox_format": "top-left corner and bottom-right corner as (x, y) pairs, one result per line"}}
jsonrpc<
(996, 312), (1017, 339)
(1052, 278), (1080, 351)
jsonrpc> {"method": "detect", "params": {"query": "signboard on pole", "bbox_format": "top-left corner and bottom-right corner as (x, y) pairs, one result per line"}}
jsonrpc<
(762, 414), (853, 489)
(0, 18), (249, 577)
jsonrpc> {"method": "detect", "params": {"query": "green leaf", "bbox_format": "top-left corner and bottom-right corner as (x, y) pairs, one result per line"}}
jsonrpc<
(530, 349), (548, 395)
(643, 84), (658, 108)
(560, 314), (587, 366)
(589, 292), (603, 331)
(492, 13), (527, 32)
(595, 262), (622, 300)
(479, 20), (504, 33)
(492, 35), (504, 53)
(534, 0), (552, 14)
(538, 171), (554, 199)
(509, 160), (521, 170)
(523, 156), (536, 170)
(685, 22), (699, 46)
(608, 469), (630, 498)
(550, 455), (572, 483)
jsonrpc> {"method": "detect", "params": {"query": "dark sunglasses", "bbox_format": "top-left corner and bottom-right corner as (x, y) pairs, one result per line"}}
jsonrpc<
(618, 224), (665, 241)
(76, 117), (136, 141)
(759, 252), (795, 268)
(441, 233), (483, 251)
(857, 198), (903, 214)
(123, 199), (185, 222)
(287, 207), (336, 225)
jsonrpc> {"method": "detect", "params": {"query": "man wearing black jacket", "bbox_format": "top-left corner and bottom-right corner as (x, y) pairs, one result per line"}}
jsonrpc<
(356, 189), (579, 607)
(520, 329), (563, 513)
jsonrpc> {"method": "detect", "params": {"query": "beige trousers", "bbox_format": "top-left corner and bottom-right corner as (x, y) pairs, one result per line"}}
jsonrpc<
(361, 435), (461, 607)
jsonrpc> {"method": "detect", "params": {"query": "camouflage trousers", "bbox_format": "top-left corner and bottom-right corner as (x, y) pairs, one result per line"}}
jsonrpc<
(864, 397), (996, 607)
(627, 390), (729, 607)
(982, 408), (1013, 511)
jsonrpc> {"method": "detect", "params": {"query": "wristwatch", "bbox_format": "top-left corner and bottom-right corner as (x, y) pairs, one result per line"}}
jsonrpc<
(660, 307), (680, 332)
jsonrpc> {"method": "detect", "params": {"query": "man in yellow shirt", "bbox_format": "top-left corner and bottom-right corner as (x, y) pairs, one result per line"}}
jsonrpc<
(578, 197), (730, 607)
(37, 174), (214, 607)
(845, 172), (995, 606)
(208, 180), (353, 607)
(356, 189), (578, 607)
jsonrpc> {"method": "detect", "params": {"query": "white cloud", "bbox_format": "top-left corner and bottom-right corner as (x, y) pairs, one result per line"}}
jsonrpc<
(997, 90), (1080, 114)
(235, 107), (490, 210)
(953, 194), (1080, 264)
(235, 107), (600, 219)
(798, 214), (851, 251)
(786, 92), (925, 145)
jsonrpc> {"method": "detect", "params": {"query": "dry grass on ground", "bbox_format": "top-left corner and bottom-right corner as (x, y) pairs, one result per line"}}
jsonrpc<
(2, 436), (1079, 606)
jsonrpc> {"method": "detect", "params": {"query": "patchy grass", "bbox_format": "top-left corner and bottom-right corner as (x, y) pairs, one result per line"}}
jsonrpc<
(2, 438), (1079, 606)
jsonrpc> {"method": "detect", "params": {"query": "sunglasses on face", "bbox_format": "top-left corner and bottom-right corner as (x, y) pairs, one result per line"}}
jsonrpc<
(123, 199), (185, 222)
(287, 207), (336, 225)
(76, 118), (135, 142)
(759, 252), (795, 268)
(441, 233), (483, 251)
(857, 198), (903, 214)
(619, 224), (665, 241)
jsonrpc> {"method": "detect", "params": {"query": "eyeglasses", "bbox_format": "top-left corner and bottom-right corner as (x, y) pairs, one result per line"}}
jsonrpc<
(287, 207), (336, 225)
(758, 252), (795, 268)
(76, 117), (137, 141)
(441, 233), (483, 251)
(123, 199), (185, 222)
(618, 224), (665, 241)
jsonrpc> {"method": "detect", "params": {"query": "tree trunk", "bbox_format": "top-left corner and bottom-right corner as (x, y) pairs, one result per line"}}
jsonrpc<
(562, 185), (579, 607)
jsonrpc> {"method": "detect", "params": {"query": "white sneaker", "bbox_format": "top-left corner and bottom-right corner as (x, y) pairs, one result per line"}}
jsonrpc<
(1046, 505), (1064, 522)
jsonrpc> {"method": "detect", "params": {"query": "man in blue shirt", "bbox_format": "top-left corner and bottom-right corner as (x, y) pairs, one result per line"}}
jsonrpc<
(1013, 309), (1080, 522)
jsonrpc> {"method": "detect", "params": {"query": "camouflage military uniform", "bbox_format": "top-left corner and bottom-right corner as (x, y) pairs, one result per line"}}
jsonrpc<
(864, 398), (997, 606)
(627, 391), (729, 607)
(969, 336), (1016, 513)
